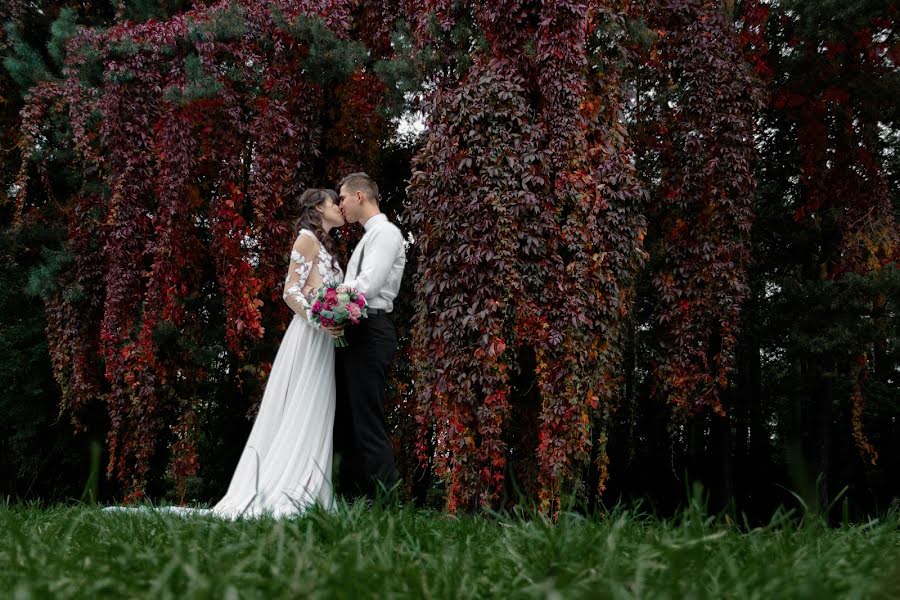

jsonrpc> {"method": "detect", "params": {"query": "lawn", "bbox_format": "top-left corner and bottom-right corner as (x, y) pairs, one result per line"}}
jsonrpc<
(1, 500), (898, 599)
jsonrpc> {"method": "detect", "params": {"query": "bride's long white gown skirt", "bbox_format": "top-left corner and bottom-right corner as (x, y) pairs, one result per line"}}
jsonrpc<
(212, 315), (335, 519)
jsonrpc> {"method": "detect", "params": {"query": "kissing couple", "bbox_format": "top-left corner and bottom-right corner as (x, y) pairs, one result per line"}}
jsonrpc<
(211, 172), (406, 518)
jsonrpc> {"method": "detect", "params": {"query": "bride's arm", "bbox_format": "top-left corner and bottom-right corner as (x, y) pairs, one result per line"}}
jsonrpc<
(282, 233), (320, 319)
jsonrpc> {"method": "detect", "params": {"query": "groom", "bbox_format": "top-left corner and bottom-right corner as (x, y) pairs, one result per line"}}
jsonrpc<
(331, 172), (406, 501)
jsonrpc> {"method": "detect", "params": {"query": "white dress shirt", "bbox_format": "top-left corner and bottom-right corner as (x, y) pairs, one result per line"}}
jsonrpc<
(343, 213), (405, 313)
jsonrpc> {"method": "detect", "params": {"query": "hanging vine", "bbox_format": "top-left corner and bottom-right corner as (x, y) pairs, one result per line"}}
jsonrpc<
(15, 0), (389, 498)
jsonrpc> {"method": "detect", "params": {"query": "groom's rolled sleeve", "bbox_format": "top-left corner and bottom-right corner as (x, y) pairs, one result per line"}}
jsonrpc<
(344, 227), (403, 299)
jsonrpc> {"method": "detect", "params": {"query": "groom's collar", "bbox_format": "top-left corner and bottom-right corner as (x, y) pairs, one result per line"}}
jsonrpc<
(362, 213), (387, 232)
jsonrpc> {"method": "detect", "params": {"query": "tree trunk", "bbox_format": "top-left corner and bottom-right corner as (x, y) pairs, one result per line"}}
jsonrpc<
(709, 406), (733, 512)
(812, 366), (832, 512)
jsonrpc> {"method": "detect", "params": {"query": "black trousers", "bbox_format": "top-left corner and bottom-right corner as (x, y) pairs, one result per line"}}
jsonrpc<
(334, 313), (399, 500)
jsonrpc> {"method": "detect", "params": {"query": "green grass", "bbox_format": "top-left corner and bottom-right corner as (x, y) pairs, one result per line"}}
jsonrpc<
(1, 500), (898, 599)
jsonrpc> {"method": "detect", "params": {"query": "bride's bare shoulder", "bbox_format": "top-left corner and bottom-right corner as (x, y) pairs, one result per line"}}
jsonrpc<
(292, 229), (320, 258)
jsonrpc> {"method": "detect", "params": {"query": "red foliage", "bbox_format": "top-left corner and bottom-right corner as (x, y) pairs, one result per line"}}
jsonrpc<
(409, 56), (532, 510)
(737, 0), (772, 80)
(349, 0), (399, 58)
(641, 0), (764, 418)
(16, 0), (386, 498)
(325, 70), (390, 182)
(771, 8), (899, 461)
(408, 1), (647, 513)
(43, 194), (105, 425)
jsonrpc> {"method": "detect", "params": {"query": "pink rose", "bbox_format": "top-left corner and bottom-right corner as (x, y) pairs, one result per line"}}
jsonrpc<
(347, 303), (362, 321)
(311, 301), (324, 313)
(355, 292), (366, 306)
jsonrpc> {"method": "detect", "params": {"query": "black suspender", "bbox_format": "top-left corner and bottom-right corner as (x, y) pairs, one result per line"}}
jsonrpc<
(352, 239), (366, 276)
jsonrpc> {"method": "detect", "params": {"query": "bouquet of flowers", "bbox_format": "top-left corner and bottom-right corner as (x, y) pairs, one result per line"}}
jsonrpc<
(308, 283), (367, 347)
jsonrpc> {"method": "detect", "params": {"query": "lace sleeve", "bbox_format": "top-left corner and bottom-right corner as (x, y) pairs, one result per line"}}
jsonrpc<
(282, 231), (319, 319)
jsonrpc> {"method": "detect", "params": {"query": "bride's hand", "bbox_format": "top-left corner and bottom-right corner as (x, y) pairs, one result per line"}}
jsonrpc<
(322, 323), (345, 339)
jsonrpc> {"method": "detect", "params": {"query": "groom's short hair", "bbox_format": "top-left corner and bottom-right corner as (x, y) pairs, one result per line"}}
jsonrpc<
(339, 172), (379, 205)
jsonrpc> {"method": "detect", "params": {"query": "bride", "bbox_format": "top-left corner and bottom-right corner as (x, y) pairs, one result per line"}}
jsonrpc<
(210, 187), (345, 518)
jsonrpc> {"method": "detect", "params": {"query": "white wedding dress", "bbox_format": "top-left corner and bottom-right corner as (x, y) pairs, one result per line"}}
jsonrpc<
(104, 229), (341, 519)
(209, 228), (343, 518)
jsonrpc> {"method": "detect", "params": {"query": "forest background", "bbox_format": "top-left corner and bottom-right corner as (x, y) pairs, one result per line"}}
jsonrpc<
(0, 0), (897, 522)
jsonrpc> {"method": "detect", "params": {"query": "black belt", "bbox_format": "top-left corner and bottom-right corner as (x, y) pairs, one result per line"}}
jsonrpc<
(368, 308), (389, 316)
